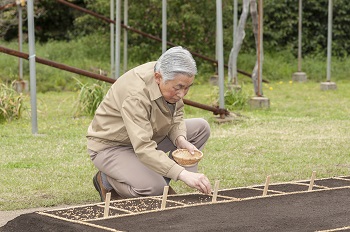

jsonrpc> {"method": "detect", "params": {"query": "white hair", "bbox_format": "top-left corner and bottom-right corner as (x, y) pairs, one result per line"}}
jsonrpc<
(154, 46), (197, 82)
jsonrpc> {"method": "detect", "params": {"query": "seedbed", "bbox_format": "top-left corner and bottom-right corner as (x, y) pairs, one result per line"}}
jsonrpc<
(2, 176), (350, 232)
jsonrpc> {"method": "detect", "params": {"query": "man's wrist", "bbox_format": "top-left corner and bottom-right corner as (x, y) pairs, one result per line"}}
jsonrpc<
(175, 135), (186, 147)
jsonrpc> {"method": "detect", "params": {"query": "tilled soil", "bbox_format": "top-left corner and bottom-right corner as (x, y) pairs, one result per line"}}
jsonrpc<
(1, 177), (350, 232)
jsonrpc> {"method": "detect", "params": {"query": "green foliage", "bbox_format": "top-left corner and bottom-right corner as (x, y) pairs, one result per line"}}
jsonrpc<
(263, 0), (350, 57)
(262, 51), (296, 81)
(74, 78), (107, 116)
(224, 85), (251, 111)
(263, 0), (298, 50)
(3, 0), (350, 58)
(125, 1), (235, 66)
(0, 36), (112, 93)
(209, 83), (251, 111)
(1, 0), (87, 42)
(3, 0), (350, 92)
(0, 83), (25, 123)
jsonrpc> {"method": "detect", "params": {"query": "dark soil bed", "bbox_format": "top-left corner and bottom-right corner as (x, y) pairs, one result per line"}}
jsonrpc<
(167, 193), (229, 204)
(2, 177), (350, 232)
(298, 177), (350, 188)
(252, 183), (324, 193)
(91, 188), (350, 232)
(218, 187), (264, 198)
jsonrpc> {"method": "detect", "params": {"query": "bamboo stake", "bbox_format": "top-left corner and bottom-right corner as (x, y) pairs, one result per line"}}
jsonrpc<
(262, 175), (270, 196)
(103, 192), (111, 218)
(308, 171), (317, 191)
(212, 180), (220, 203)
(161, 186), (169, 210)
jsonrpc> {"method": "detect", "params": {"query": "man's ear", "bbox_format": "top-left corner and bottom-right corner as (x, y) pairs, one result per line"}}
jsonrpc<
(154, 72), (162, 84)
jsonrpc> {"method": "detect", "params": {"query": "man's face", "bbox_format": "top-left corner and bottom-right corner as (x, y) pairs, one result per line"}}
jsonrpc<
(155, 72), (194, 104)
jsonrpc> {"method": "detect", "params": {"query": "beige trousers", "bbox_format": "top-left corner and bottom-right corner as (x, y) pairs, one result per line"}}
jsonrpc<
(89, 118), (210, 198)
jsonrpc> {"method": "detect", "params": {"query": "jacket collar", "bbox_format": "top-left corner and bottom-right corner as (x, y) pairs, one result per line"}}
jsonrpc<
(148, 73), (163, 101)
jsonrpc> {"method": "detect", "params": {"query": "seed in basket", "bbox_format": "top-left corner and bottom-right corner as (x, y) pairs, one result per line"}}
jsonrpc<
(172, 149), (203, 167)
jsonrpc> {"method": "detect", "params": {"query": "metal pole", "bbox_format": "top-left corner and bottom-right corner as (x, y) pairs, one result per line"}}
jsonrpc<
(297, 0), (302, 72)
(216, 0), (225, 112)
(26, 0), (38, 134)
(18, 3), (23, 80)
(162, 0), (167, 53)
(326, 0), (333, 82)
(115, 0), (121, 78)
(123, 0), (128, 72)
(110, 0), (115, 78)
(257, 0), (263, 97)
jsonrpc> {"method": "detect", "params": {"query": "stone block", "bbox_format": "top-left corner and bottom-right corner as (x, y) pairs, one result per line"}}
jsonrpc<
(249, 96), (270, 109)
(320, 82), (337, 91)
(292, 72), (307, 82)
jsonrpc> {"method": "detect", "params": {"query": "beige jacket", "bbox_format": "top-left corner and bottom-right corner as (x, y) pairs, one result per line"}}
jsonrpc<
(87, 62), (185, 180)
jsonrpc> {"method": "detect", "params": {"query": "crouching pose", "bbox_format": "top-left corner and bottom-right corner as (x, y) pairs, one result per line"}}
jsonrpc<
(87, 46), (211, 201)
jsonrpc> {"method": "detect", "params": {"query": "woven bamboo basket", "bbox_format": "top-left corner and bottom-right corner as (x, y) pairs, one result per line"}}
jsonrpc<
(172, 149), (203, 167)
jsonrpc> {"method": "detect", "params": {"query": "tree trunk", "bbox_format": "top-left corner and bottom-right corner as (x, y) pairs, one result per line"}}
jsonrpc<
(228, 0), (250, 85)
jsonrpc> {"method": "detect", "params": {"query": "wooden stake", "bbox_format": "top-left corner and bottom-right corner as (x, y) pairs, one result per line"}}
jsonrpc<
(308, 171), (317, 191)
(161, 186), (169, 210)
(262, 175), (270, 196)
(103, 192), (111, 218)
(212, 180), (220, 203)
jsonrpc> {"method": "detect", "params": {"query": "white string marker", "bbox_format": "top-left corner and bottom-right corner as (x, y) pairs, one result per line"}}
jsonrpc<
(263, 175), (271, 196)
(104, 192), (111, 218)
(161, 186), (169, 210)
(308, 171), (317, 191)
(212, 180), (220, 203)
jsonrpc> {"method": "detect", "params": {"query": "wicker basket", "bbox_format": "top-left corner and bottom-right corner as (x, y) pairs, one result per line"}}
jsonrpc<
(172, 149), (203, 167)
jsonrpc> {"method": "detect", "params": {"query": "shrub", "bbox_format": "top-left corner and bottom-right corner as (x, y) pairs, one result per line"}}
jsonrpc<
(74, 78), (108, 117)
(224, 85), (251, 111)
(0, 83), (25, 123)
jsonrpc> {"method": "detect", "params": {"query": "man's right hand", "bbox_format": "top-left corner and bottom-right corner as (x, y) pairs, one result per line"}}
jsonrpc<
(177, 170), (212, 194)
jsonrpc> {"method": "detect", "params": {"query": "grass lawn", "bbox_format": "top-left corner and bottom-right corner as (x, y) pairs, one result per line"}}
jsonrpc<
(0, 79), (349, 210)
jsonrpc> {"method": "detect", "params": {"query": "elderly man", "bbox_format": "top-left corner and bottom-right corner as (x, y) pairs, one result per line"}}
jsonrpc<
(87, 46), (211, 201)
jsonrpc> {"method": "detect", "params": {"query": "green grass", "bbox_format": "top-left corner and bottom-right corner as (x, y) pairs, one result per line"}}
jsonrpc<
(1, 80), (349, 210)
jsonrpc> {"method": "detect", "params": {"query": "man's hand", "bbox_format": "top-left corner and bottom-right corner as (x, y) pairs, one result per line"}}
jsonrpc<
(177, 170), (212, 194)
(176, 136), (198, 154)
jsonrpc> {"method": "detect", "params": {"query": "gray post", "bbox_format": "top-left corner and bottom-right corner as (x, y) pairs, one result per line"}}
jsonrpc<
(18, 4), (23, 80)
(320, 0), (337, 90)
(115, 0), (121, 78)
(27, 0), (38, 134)
(123, 0), (128, 73)
(326, 0), (333, 82)
(258, 0), (263, 97)
(292, 0), (307, 82)
(162, 0), (167, 53)
(13, 2), (28, 93)
(297, 0), (302, 72)
(216, 0), (225, 111)
(110, 0), (115, 78)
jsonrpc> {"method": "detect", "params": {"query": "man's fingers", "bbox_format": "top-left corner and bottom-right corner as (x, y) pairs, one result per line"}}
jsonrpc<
(197, 179), (211, 194)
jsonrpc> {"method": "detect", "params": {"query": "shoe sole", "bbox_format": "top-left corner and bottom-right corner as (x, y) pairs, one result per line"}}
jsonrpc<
(93, 173), (104, 202)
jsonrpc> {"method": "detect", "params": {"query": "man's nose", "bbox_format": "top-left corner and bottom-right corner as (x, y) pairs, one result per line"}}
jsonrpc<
(177, 89), (186, 98)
